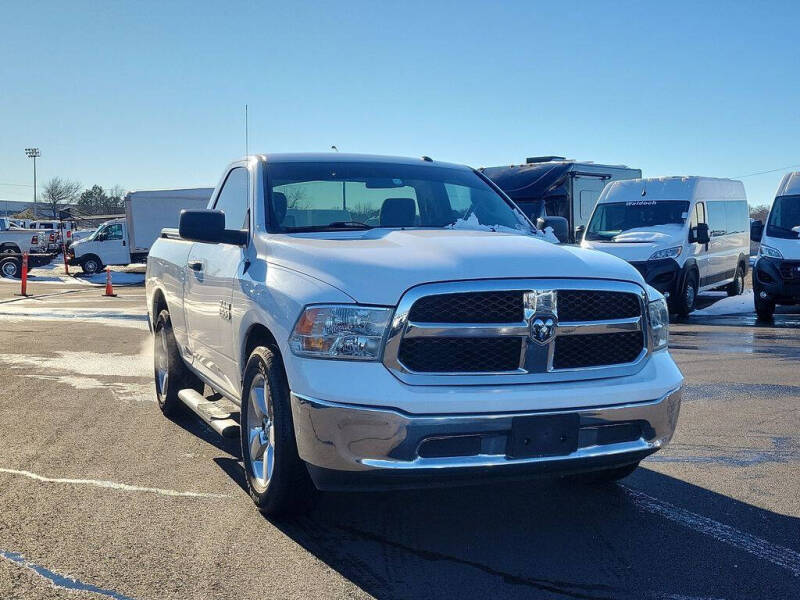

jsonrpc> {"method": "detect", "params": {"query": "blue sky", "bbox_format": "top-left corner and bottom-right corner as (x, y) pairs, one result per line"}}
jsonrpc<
(1, 0), (798, 206)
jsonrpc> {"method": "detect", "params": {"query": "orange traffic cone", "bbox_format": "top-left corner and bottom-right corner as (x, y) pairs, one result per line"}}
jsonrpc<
(103, 266), (117, 297)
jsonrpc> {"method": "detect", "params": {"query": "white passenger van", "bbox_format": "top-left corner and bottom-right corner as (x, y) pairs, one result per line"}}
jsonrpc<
(582, 177), (750, 315)
(750, 172), (800, 319)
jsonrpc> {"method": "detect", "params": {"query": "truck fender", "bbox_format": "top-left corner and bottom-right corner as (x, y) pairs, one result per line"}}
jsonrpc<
(678, 258), (698, 293)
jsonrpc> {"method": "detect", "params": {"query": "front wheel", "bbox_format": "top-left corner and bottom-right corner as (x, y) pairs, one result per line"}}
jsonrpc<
(671, 271), (698, 316)
(240, 346), (315, 516)
(754, 292), (775, 321)
(80, 256), (102, 274)
(726, 264), (745, 296)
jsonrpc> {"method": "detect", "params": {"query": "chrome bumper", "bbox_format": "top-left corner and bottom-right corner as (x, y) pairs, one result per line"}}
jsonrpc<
(291, 387), (682, 490)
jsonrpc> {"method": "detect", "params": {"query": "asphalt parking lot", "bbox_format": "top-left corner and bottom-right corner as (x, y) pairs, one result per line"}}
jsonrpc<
(0, 277), (798, 600)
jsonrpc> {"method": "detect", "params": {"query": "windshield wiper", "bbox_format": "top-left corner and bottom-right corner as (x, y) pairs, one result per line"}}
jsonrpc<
(285, 221), (374, 233)
(327, 221), (373, 229)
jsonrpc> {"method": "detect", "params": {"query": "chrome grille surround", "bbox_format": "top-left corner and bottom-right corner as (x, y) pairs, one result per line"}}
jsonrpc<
(383, 279), (650, 385)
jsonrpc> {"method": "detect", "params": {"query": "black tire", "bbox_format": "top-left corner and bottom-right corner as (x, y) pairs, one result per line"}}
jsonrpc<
(240, 345), (315, 516)
(0, 257), (21, 279)
(754, 292), (775, 321)
(153, 309), (203, 417)
(671, 270), (698, 316)
(80, 255), (102, 274)
(726, 263), (745, 296)
(566, 461), (640, 484)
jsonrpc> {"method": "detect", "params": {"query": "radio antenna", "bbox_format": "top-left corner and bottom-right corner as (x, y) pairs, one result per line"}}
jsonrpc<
(245, 104), (249, 158)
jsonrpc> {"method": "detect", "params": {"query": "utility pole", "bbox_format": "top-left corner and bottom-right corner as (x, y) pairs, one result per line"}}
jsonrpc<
(25, 147), (40, 219)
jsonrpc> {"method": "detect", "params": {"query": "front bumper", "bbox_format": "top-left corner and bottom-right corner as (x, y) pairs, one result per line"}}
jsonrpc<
(291, 387), (682, 491)
(630, 259), (680, 295)
(754, 257), (800, 303)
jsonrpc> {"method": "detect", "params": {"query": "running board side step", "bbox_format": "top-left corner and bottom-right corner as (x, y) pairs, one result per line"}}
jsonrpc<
(177, 389), (240, 438)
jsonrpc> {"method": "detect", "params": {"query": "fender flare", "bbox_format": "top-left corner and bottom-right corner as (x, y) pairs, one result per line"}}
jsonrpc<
(677, 258), (698, 293)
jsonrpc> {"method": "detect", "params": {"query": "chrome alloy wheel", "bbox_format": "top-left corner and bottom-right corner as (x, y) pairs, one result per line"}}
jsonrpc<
(155, 325), (169, 399)
(247, 374), (275, 493)
(1, 260), (19, 278)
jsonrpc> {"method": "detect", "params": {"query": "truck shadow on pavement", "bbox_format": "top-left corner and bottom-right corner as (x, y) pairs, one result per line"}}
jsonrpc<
(260, 468), (800, 600)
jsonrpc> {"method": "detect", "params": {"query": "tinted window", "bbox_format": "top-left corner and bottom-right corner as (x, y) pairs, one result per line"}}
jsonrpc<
(766, 195), (800, 239)
(706, 202), (727, 236)
(214, 168), (249, 230)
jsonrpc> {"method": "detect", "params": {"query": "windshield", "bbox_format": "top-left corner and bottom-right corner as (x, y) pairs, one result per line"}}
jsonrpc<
(766, 195), (800, 239)
(86, 224), (105, 241)
(585, 200), (689, 241)
(265, 162), (532, 233)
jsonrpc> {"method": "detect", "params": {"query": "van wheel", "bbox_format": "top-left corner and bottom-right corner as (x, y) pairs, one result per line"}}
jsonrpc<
(240, 346), (315, 516)
(0, 257), (21, 279)
(153, 309), (203, 416)
(672, 271), (698, 316)
(80, 256), (103, 274)
(754, 293), (775, 321)
(726, 264), (745, 296)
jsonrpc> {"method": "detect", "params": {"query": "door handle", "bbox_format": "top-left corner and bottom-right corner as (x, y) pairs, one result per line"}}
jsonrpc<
(188, 260), (204, 272)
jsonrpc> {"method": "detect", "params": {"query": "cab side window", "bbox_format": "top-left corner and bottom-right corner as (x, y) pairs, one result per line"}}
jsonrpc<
(105, 224), (123, 240)
(214, 167), (249, 230)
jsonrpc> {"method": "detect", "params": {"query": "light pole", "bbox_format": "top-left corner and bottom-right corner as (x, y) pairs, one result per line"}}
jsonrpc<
(25, 147), (40, 219)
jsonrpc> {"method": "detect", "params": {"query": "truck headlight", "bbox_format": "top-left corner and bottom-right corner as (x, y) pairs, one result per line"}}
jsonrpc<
(759, 244), (783, 259)
(648, 246), (682, 261)
(289, 305), (392, 360)
(647, 296), (669, 351)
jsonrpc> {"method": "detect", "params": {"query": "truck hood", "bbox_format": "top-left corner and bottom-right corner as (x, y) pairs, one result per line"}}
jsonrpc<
(267, 229), (645, 304)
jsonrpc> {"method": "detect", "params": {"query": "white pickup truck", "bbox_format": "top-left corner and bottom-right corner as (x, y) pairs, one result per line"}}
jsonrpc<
(0, 217), (51, 278)
(146, 153), (683, 515)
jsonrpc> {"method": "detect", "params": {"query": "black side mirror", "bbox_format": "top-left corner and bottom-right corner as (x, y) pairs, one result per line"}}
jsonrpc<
(180, 210), (226, 243)
(750, 220), (764, 242)
(574, 224), (586, 243)
(536, 216), (569, 243)
(694, 222), (710, 245)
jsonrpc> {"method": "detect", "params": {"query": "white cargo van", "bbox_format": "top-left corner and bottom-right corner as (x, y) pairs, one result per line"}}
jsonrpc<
(69, 188), (212, 273)
(750, 172), (800, 319)
(582, 177), (750, 315)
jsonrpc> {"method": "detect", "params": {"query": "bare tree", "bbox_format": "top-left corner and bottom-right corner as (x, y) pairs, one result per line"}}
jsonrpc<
(41, 177), (81, 219)
(749, 203), (771, 223)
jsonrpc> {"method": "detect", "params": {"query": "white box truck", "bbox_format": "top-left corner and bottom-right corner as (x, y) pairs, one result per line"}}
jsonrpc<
(68, 188), (213, 274)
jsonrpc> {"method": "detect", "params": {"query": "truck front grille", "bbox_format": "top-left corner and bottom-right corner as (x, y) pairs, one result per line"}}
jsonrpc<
(386, 281), (648, 381)
(553, 331), (644, 369)
(408, 291), (523, 323)
(398, 337), (522, 373)
(779, 261), (800, 280)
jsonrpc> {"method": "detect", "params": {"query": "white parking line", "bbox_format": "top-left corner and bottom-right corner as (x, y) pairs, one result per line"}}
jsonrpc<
(0, 468), (229, 499)
(624, 486), (800, 577)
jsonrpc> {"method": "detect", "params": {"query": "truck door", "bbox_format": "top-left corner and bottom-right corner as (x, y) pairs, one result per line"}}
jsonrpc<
(97, 222), (130, 266)
(183, 166), (249, 397)
(571, 175), (609, 236)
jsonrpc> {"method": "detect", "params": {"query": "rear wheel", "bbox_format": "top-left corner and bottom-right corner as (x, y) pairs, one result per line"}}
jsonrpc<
(671, 270), (698, 316)
(726, 263), (745, 296)
(153, 309), (203, 416)
(240, 345), (315, 516)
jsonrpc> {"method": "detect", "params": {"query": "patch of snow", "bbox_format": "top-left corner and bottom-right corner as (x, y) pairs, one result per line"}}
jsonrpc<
(692, 290), (754, 316)
(446, 213), (559, 243)
(793, 226), (800, 233)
